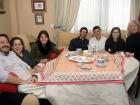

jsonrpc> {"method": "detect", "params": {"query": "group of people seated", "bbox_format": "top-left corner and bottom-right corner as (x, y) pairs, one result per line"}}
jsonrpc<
(69, 20), (140, 62)
(68, 20), (140, 99)
(0, 19), (140, 105)
(0, 30), (61, 105)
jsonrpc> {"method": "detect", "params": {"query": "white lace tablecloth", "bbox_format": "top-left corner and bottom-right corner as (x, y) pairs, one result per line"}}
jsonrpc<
(19, 51), (139, 105)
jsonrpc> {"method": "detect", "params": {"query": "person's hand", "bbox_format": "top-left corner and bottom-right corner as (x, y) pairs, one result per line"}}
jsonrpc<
(28, 68), (35, 75)
(108, 48), (111, 52)
(125, 52), (134, 57)
(21, 80), (30, 84)
(40, 59), (48, 64)
(34, 63), (45, 73)
(34, 66), (43, 73)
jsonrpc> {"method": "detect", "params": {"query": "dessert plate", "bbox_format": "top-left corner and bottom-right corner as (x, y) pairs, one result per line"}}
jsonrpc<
(68, 56), (94, 63)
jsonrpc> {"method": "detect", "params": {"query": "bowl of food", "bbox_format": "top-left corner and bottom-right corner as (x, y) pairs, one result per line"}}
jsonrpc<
(96, 58), (106, 67)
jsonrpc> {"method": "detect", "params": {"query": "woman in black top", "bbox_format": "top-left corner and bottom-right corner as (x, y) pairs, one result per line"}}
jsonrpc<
(125, 20), (140, 61)
(105, 27), (125, 54)
(30, 30), (61, 63)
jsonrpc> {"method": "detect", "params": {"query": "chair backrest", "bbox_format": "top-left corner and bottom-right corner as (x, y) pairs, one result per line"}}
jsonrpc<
(58, 32), (93, 48)
(58, 30), (127, 48)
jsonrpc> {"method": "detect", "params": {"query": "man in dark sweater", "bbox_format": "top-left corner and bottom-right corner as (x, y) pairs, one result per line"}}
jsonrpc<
(68, 27), (89, 51)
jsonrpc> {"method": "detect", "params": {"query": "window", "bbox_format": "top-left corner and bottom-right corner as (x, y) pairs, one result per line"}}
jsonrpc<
(73, 0), (131, 32)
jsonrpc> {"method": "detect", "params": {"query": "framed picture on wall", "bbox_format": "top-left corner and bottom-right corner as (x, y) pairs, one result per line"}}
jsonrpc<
(0, 0), (5, 14)
(32, 0), (46, 12)
(35, 13), (44, 25)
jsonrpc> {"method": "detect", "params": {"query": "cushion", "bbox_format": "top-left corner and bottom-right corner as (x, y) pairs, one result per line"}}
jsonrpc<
(50, 48), (64, 60)
(0, 84), (18, 93)
(50, 52), (57, 60)
(0, 72), (18, 93)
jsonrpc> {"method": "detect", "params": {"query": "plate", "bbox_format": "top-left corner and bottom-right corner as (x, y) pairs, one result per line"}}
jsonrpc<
(65, 51), (76, 57)
(80, 64), (92, 70)
(68, 56), (94, 63)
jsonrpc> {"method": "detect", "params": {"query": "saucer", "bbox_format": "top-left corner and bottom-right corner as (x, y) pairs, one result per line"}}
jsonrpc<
(80, 64), (92, 70)
(96, 62), (106, 67)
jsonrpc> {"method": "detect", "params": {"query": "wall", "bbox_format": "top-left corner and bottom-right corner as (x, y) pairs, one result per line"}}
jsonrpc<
(0, 0), (11, 37)
(9, 0), (55, 40)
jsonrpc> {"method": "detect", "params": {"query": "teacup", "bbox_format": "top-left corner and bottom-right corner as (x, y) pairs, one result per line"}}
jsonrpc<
(97, 58), (105, 64)
(102, 55), (108, 62)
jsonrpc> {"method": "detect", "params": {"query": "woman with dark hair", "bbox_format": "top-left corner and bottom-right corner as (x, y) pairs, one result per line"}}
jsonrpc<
(30, 30), (61, 63)
(11, 37), (37, 68)
(105, 27), (125, 54)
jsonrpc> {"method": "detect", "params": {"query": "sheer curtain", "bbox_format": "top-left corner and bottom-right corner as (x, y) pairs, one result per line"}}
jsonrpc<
(54, 0), (80, 44)
(130, 0), (140, 20)
(73, 0), (131, 32)
(55, 0), (80, 32)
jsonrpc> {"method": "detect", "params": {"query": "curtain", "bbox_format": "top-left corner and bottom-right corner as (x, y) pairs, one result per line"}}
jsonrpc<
(53, 0), (80, 44)
(130, 0), (140, 21)
(73, 0), (131, 32)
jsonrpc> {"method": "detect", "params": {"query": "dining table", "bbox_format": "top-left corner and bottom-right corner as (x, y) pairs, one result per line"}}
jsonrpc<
(19, 50), (140, 105)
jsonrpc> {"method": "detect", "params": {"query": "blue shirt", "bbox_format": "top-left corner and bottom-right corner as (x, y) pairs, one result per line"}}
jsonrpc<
(18, 50), (37, 68)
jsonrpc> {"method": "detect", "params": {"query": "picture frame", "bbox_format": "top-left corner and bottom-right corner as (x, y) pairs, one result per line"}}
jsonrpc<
(35, 13), (44, 25)
(0, 0), (5, 14)
(32, 0), (46, 12)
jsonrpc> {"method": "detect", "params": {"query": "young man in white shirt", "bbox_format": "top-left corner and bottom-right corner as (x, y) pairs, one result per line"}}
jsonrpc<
(89, 26), (107, 52)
